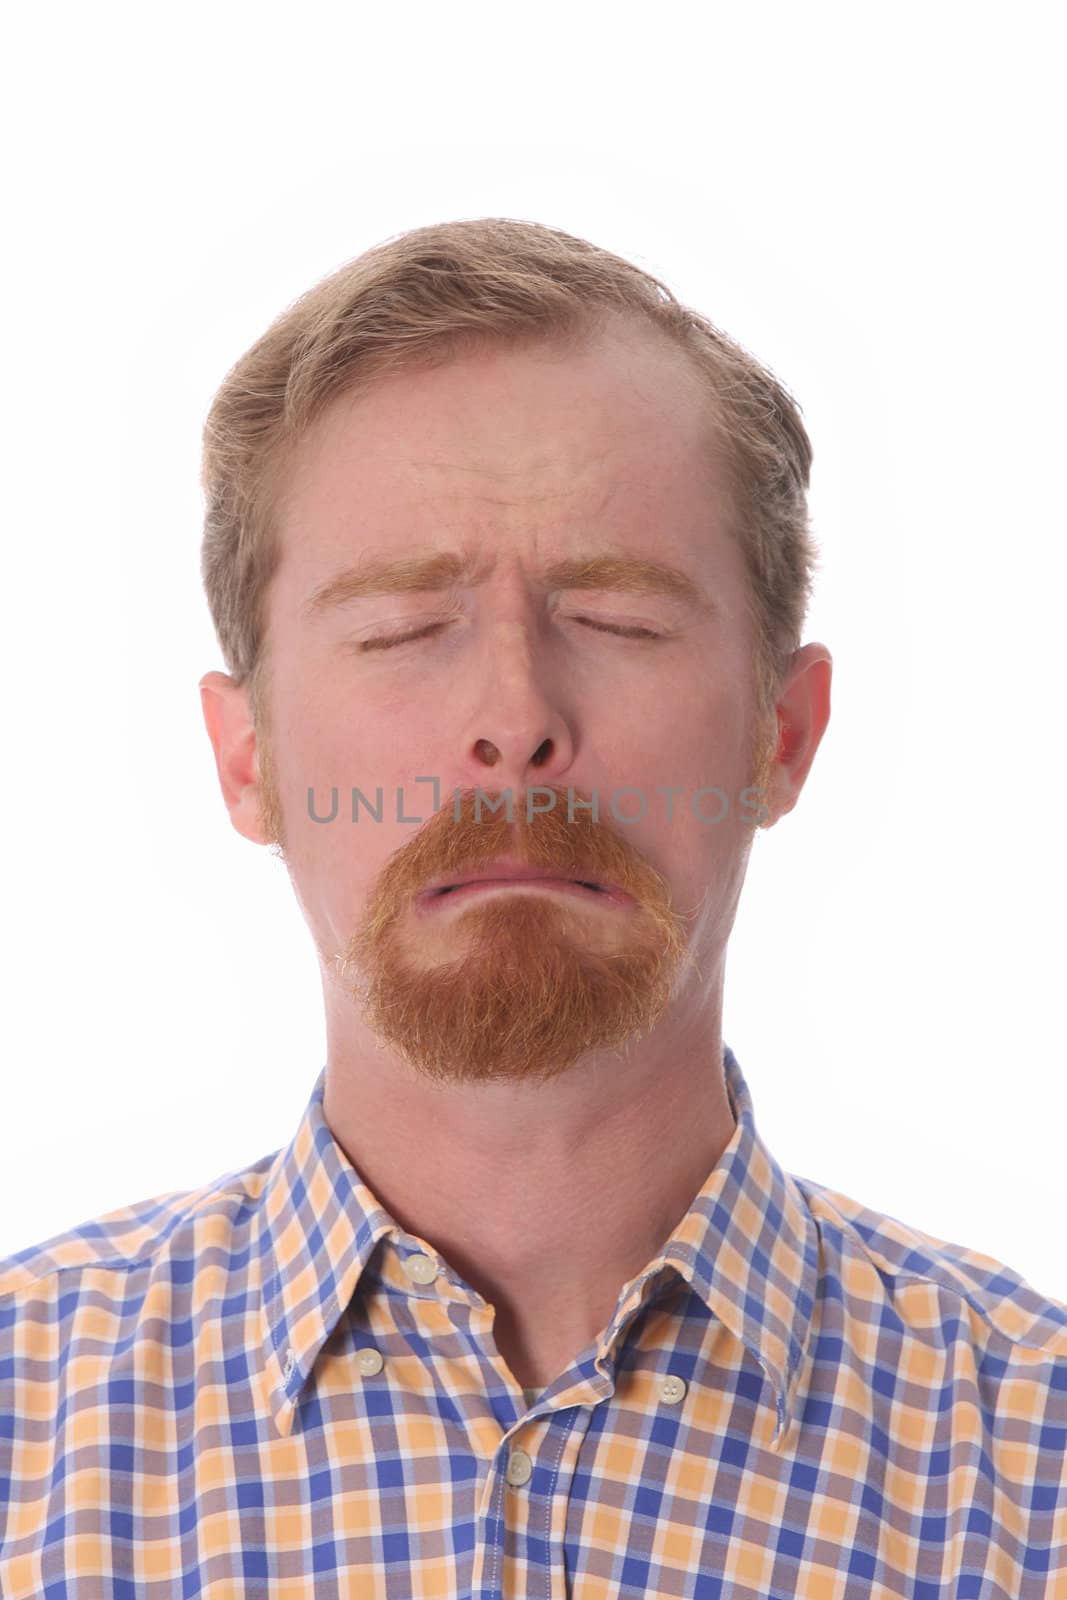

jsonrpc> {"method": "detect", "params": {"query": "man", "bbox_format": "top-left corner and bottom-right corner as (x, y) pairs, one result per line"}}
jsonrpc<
(2, 218), (1064, 1597)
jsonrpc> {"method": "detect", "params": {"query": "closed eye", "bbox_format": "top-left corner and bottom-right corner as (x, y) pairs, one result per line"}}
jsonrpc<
(354, 624), (443, 653)
(355, 618), (667, 652)
(571, 618), (665, 640)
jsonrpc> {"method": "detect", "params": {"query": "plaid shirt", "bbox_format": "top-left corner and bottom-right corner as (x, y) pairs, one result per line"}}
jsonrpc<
(2, 1044), (1065, 1598)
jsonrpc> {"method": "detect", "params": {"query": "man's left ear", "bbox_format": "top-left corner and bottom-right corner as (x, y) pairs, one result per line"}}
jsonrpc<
(760, 643), (833, 827)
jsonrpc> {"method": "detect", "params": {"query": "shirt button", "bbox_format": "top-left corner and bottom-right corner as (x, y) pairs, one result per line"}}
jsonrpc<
(660, 1374), (687, 1405)
(282, 1347), (296, 1382)
(506, 1449), (533, 1487)
(355, 1347), (384, 1377)
(403, 1253), (439, 1285)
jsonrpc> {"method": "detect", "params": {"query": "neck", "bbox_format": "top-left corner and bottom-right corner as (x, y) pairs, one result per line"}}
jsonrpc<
(321, 974), (736, 1389)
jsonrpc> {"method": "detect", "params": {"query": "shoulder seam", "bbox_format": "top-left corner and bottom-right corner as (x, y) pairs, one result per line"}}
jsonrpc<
(0, 1181), (264, 1297)
(800, 1179), (1067, 1359)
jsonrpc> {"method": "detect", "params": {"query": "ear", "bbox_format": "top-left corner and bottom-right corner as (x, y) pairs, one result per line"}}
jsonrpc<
(198, 670), (273, 846)
(760, 643), (833, 827)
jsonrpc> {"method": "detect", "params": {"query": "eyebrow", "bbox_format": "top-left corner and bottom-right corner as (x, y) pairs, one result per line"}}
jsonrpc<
(303, 548), (712, 620)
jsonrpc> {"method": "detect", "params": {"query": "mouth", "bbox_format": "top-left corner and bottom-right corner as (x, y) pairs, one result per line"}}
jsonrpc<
(414, 867), (634, 914)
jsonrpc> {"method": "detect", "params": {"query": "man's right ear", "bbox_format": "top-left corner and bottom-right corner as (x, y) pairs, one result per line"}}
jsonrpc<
(198, 671), (273, 846)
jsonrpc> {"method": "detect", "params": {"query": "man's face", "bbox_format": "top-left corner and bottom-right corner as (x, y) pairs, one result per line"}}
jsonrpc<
(252, 319), (775, 1085)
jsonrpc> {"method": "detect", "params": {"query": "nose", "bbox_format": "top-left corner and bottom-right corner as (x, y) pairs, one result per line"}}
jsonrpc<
(459, 616), (577, 795)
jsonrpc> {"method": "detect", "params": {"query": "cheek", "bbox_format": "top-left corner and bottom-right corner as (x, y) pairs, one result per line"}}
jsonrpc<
(633, 706), (747, 795)
(630, 725), (754, 874)
(281, 684), (412, 790)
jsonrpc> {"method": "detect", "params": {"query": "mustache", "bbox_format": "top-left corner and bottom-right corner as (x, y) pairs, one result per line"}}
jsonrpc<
(356, 785), (676, 941)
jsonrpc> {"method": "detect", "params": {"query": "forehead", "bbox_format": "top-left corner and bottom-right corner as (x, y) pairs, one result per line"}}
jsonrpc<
(270, 320), (742, 602)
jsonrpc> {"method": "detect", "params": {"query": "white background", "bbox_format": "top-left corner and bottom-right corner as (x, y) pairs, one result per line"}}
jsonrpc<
(2, 3), (1063, 1299)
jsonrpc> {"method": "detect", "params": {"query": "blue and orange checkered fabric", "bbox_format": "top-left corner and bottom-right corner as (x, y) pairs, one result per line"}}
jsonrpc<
(2, 1043), (1065, 1596)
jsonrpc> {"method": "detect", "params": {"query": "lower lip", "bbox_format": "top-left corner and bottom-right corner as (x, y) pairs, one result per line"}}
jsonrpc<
(415, 878), (633, 915)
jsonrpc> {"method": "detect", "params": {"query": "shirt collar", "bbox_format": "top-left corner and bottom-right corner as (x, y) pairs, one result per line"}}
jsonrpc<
(255, 1044), (819, 1443)
(654, 1044), (820, 1446)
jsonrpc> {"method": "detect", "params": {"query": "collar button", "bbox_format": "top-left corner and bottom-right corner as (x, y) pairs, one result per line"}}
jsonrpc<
(404, 1252), (439, 1285)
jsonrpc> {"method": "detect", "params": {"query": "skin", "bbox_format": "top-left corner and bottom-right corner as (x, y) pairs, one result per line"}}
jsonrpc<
(199, 315), (832, 1391)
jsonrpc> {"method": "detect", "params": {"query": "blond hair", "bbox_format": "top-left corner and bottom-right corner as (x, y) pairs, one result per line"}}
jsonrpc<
(200, 216), (819, 737)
